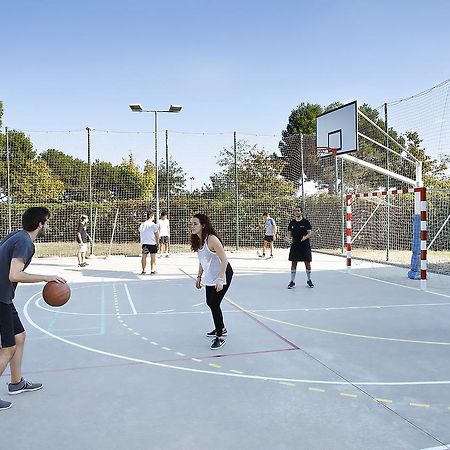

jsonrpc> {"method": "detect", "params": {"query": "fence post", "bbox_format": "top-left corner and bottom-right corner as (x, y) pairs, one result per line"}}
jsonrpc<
(5, 127), (12, 233)
(300, 134), (305, 211)
(384, 103), (391, 262)
(234, 131), (239, 250)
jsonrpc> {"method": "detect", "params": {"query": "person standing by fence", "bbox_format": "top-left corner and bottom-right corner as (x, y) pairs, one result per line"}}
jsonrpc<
(139, 212), (159, 275)
(158, 212), (170, 258)
(76, 215), (91, 267)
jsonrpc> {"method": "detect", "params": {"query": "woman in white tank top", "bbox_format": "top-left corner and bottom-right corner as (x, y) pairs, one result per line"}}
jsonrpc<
(191, 214), (233, 350)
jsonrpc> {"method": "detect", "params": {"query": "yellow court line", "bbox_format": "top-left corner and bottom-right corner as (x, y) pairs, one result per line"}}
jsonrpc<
(340, 393), (358, 398)
(279, 381), (295, 387)
(162, 347), (171, 351)
(374, 398), (393, 404)
(209, 363), (221, 368)
(191, 358), (202, 362)
(410, 402), (430, 408)
(309, 387), (325, 393)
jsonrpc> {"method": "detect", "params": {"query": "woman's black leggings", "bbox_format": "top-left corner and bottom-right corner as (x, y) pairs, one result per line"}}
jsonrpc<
(205, 263), (233, 337)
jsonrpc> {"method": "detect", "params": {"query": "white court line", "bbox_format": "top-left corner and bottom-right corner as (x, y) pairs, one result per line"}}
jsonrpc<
(192, 302), (204, 307)
(419, 446), (450, 450)
(349, 272), (450, 299)
(23, 294), (450, 386)
(123, 283), (137, 315)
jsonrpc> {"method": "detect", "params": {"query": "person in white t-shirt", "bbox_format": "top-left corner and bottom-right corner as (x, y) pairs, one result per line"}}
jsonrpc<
(139, 212), (160, 275)
(158, 212), (170, 258)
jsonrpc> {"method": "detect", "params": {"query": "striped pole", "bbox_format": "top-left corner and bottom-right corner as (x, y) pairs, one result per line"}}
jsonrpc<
(419, 187), (427, 290)
(346, 195), (352, 271)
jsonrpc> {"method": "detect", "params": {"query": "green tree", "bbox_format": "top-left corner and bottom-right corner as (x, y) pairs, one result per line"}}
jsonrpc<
(11, 158), (65, 202)
(41, 149), (88, 201)
(203, 140), (295, 199)
(158, 157), (186, 196)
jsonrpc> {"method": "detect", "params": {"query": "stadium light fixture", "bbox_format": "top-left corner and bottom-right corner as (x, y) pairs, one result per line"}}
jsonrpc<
(128, 103), (182, 221)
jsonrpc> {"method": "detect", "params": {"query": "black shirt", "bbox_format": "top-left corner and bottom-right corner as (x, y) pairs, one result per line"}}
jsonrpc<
(288, 218), (312, 244)
(77, 222), (89, 243)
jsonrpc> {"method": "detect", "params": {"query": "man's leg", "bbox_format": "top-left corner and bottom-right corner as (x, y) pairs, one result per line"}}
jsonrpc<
(288, 260), (297, 288)
(9, 331), (25, 384)
(269, 241), (274, 257)
(0, 346), (16, 380)
(262, 240), (267, 256)
(150, 253), (156, 273)
(141, 254), (147, 273)
(305, 261), (314, 287)
(77, 250), (82, 265)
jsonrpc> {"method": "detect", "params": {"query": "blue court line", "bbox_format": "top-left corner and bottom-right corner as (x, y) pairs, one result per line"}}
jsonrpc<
(99, 280), (105, 335)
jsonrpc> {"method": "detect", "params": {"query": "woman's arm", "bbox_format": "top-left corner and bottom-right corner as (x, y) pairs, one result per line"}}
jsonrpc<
(208, 235), (228, 291)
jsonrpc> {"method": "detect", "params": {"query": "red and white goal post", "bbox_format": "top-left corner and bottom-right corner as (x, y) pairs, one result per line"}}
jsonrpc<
(345, 187), (427, 290)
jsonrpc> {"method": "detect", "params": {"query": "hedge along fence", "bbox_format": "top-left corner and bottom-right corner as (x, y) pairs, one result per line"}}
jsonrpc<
(0, 189), (448, 259)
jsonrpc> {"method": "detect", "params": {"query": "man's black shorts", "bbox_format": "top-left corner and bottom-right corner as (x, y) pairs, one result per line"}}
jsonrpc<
(264, 235), (274, 242)
(142, 244), (158, 254)
(0, 302), (25, 348)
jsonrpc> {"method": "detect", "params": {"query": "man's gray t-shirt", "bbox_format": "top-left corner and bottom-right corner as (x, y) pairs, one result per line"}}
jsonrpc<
(0, 230), (35, 304)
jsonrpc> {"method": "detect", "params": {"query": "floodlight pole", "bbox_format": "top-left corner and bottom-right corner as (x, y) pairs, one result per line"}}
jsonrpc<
(86, 127), (94, 239)
(129, 104), (182, 223)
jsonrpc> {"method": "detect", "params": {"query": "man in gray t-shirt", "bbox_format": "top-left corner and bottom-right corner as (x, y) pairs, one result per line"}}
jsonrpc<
(0, 207), (66, 411)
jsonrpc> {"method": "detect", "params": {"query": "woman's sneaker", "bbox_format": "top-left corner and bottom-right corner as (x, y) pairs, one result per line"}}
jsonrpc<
(205, 328), (227, 337)
(8, 378), (43, 395)
(287, 281), (295, 289)
(0, 399), (13, 410)
(210, 337), (225, 350)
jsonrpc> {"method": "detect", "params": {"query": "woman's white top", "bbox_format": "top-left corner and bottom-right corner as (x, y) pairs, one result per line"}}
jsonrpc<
(197, 237), (226, 286)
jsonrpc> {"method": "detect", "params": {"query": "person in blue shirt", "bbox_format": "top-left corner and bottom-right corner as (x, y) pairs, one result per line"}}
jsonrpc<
(0, 207), (66, 410)
(259, 212), (277, 259)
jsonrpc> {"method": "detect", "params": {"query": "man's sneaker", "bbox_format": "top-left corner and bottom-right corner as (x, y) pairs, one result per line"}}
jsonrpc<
(0, 399), (13, 410)
(210, 337), (226, 350)
(205, 328), (227, 337)
(8, 378), (43, 395)
(266, 255), (273, 259)
(287, 281), (295, 289)
(165, 254), (170, 258)
(307, 279), (314, 288)
(150, 271), (156, 275)
(258, 252), (265, 258)
(141, 271), (146, 275)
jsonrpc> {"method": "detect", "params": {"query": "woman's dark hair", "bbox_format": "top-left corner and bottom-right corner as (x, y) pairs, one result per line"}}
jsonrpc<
(22, 207), (50, 231)
(190, 213), (223, 252)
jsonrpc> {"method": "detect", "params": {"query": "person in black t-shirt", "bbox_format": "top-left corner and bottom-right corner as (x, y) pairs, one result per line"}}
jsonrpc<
(286, 206), (314, 289)
(76, 215), (91, 267)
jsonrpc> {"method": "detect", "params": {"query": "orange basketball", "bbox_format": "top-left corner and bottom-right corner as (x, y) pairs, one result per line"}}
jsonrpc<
(42, 282), (71, 307)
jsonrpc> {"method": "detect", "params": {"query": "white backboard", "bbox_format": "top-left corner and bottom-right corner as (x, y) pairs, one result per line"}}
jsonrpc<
(316, 101), (358, 156)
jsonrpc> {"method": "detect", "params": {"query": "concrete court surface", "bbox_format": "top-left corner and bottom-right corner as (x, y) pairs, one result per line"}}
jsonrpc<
(1, 250), (450, 450)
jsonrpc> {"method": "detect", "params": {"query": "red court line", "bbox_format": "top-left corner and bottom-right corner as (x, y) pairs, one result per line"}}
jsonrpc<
(178, 267), (300, 350)
(0, 347), (298, 378)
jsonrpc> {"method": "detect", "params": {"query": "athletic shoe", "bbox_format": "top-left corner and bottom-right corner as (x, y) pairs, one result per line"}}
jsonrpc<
(206, 328), (228, 337)
(0, 399), (13, 410)
(8, 378), (43, 395)
(266, 255), (273, 259)
(165, 254), (170, 258)
(287, 281), (295, 289)
(150, 271), (156, 275)
(158, 254), (162, 259)
(307, 280), (314, 288)
(141, 271), (146, 275)
(210, 337), (226, 350)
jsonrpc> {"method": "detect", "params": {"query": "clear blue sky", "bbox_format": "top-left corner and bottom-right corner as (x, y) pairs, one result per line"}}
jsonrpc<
(2, 0), (450, 185)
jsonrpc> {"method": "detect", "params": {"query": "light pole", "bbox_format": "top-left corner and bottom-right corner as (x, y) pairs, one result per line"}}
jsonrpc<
(86, 127), (95, 238)
(129, 104), (182, 221)
(190, 176), (195, 193)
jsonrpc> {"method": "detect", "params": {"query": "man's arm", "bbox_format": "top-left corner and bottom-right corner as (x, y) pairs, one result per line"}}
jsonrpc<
(9, 258), (66, 284)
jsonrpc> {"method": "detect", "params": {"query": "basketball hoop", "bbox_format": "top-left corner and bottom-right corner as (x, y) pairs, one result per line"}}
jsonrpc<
(313, 146), (338, 158)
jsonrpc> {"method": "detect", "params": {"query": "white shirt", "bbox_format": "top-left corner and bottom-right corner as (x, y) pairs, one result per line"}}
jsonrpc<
(197, 237), (226, 286)
(159, 218), (170, 237)
(139, 220), (159, 245)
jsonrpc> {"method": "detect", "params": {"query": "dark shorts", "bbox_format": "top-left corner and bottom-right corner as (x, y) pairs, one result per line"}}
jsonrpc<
(289, 242), (312, 262)
(0, 302), (25, 348)
(159, 236), (169, 244)
(264, 235), (274, 242)
(142, 244), (158, 254)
